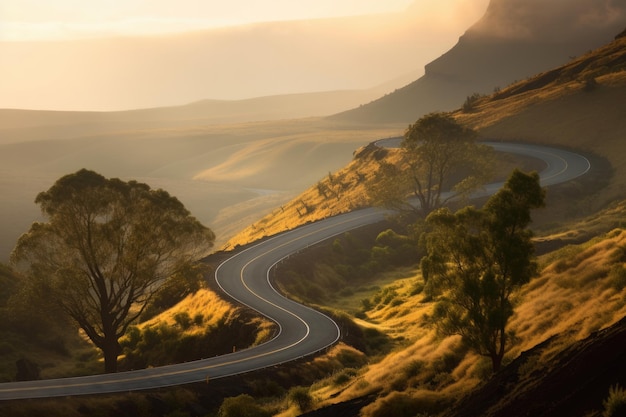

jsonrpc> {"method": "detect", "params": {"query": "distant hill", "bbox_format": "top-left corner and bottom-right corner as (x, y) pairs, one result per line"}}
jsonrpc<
(0, 89), (386, 144)
(333, 0), (626, 124)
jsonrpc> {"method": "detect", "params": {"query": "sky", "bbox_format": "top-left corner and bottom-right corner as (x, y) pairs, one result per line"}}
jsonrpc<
(0, 0), (490, 110)
(1, 0), (417, 41)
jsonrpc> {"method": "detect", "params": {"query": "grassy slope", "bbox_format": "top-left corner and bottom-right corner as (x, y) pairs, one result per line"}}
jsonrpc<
(228, 35), (626, 416)
(264, 218), (626, 417)
(457, 37), (626, 215)
(230, 36), (626, 250)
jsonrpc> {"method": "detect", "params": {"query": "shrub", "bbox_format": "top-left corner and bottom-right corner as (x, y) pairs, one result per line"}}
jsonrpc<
(361, 298), (373, 311)
(288, 386), (314, 412)
(333, 368), (357, 386)
(336, 348), (367, 368)
(173, 312), (192, 330)
(603, 385), (626, 417)
(218, 394), (271, 417)
(362, 327), (390, 354)
(361, 391), (420, 417)
(193, 313), (204, 326)
(608, 265), (626, 291)
(462, 93), (483, 113)
(404, 360), (425, 378)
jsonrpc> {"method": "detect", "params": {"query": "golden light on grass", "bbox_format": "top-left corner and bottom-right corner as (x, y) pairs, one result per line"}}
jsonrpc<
(225, 145), (404, 248)
(310, 225), (626, 411)
(510, 228), (626, 355)
(136, 287), (274, 341)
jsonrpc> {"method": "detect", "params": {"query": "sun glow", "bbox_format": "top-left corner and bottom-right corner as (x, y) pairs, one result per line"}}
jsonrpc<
(1, 0), (416, 41)
(0, 0), (489, 110)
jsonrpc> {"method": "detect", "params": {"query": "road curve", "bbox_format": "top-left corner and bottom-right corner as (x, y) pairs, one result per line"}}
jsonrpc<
(0, 142), (591, 400)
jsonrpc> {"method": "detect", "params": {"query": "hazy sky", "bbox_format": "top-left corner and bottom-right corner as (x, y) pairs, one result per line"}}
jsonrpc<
(0, 0), (490, 110)
(1, 0), (417, 41)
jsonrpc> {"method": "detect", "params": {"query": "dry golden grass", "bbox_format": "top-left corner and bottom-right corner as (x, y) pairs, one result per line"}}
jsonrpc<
(306, 225), (626, 413)
(458, 69), (626, 215)
(133, 287), (274, 344)
(225, 144), (401, 248)
(225, 138), (548, 250)
(511, 229), (626, 354)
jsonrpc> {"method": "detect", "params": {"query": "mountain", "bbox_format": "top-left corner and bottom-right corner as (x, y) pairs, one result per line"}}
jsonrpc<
(333, 0), (626, 124)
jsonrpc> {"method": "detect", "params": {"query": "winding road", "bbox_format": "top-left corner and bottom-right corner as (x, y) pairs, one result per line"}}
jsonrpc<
(0, 142), (591, 400)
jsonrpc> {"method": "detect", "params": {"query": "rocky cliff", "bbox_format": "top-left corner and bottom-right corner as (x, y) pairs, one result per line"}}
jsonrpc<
(333, 0), (626, 124)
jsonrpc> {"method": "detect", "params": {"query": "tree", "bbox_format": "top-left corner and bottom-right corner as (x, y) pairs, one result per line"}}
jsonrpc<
(420, 169), (545, 373)
(11, 169), (215, 372)
(367, 112), (494, 217)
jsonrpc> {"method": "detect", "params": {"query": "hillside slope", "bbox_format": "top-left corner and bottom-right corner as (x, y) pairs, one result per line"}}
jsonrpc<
(458, 31), (626, 216)
(263, 27), (626, 417)
(229, 31), (626, 250)
(333, 0), (626, 124)
(442, 315), (626, 417)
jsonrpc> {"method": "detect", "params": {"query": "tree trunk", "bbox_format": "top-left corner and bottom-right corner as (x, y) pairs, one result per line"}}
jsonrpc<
(102, 335), (121, 373)
(491, 353), (503, 373)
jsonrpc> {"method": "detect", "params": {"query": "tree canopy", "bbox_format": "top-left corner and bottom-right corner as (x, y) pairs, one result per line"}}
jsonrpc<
(367, 112), (494, 217)
(420, 169), (545, 372)
(11, 169), (215, 372)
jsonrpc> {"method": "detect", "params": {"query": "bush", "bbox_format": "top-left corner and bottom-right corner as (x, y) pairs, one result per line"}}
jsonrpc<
(173, 312), (192, 330)
(462, 93), (483, 113)
(603, 385), (626, 417)
(608, 265), (626, 291)
(361, 391), (420, 417)
(288, 386), (314, 412)
(333, 368), (357, 386)
(218, 394), (271, 417)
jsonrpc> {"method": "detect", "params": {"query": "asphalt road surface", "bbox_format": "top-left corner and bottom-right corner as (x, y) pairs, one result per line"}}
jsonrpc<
(0, 142), (591, 400)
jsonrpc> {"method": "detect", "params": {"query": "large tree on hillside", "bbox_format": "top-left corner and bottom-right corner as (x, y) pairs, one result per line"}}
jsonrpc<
(11, 169), (215, 373)
(421, 169), (545, 372)
(367, 112), (494, 217)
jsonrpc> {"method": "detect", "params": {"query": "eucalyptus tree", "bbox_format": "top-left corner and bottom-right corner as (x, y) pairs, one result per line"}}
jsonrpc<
(11, 169), (215, 372)
(368, 112), (494, 217)
(421, 169), (545, 372)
